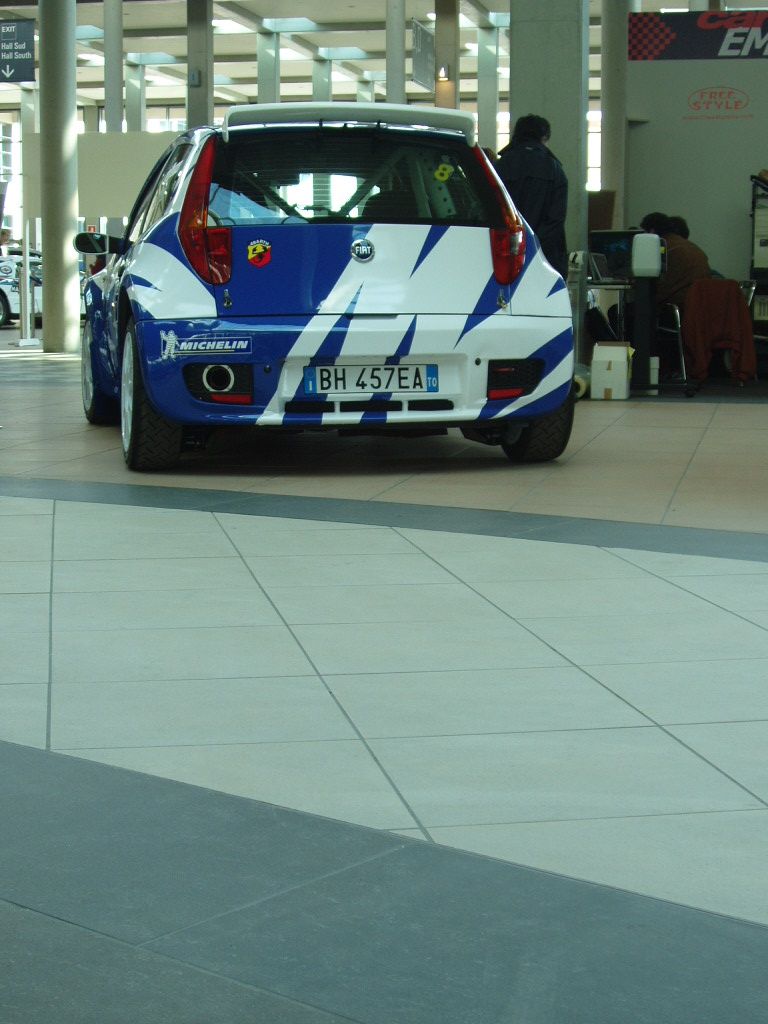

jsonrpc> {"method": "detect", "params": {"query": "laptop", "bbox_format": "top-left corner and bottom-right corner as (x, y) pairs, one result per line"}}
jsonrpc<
(588, 252), (612, 282)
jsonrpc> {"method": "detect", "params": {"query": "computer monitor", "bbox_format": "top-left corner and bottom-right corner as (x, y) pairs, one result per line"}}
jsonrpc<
(588, 229), (641, 280)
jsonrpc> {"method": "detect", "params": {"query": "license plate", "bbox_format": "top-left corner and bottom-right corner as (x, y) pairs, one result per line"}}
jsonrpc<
(303, 363), (438, 395)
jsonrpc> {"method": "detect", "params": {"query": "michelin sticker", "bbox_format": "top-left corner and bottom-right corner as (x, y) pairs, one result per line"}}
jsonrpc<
(161, 329), (252, 358)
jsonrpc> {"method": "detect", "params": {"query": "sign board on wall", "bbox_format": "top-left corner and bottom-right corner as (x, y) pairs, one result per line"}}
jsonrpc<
(412, 20), (435, 91)
(0, 20), (35, 83)
(625, 12), (768, 280)
(628, 10), (768, 61)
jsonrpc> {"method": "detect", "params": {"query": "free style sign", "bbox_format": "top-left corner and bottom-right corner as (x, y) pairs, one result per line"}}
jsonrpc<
(628, 10), (768, 61)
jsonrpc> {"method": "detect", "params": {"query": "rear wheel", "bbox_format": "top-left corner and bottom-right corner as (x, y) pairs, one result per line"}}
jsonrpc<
(121, 319), (182, 470)
(501, 392), (575, 463)
(82, 320), (119, 424)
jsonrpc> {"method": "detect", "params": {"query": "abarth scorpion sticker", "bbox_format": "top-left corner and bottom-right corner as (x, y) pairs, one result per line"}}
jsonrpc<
(247, 239), (272, 267)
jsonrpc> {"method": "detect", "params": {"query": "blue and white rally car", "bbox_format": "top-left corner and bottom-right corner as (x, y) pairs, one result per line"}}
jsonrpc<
(75, 102), (574, 471)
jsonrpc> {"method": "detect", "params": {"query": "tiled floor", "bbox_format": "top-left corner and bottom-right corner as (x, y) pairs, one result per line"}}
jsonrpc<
(3, 337), (768, 1022)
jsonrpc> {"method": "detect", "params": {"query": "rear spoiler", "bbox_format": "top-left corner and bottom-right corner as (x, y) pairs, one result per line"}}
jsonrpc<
(222, 101), (476, 146)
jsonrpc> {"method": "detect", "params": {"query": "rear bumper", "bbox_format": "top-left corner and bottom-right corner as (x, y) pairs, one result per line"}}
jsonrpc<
(136, 313), (574, 428)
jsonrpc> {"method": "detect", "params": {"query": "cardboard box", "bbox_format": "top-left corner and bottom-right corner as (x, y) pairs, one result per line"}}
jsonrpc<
(590, 342), (632, 400)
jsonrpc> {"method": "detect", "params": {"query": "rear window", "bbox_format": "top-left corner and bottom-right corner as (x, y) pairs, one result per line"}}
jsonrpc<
(208, 128), (499, 227)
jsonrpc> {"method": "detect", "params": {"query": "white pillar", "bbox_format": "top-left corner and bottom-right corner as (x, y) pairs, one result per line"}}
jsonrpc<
(434, 0), (460, 109)
(601, 1), (640, 228)
(477, 26), (499, 152)
(126, 64), (146, 132)
(103, 0), (123, 133)
(508, 0), (589, 256)
(187, 0), (214, 128)
(386, 0), (407, 104)
(39, 0), (80, 354)
(257, 31), (280, 104)
(312, 58), (332, 101)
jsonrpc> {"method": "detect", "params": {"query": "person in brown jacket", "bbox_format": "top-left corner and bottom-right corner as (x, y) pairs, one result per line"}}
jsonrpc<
(639, 212), (712, 314)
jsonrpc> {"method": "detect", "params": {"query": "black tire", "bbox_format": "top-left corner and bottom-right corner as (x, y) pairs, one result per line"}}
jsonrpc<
(0, 290), (10, 328)
(82, 320), (119, 424)
(120, 319), (182, 470)
(501, 392), (575, 463)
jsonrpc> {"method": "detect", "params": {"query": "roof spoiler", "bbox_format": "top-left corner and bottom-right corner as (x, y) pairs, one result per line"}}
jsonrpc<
(222, 101), (476, 146)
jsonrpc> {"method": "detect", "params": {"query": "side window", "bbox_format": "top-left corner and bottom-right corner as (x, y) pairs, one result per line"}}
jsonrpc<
(142, 144), (193, 234)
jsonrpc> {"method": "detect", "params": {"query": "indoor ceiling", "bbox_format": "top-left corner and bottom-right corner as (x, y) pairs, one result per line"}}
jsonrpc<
(0, 1), (764, 115)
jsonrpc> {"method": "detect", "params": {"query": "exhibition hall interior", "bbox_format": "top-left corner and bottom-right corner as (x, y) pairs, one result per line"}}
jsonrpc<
(2, 2), (768, 1022)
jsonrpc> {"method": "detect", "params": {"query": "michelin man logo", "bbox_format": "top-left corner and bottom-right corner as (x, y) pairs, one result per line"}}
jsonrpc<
(160, 329), (179, 359)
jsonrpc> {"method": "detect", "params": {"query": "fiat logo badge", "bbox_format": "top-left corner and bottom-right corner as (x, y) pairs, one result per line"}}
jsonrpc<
(351, 238), (375, 262)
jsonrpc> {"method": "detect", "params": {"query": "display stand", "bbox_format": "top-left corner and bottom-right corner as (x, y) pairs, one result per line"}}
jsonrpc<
(750, 176), (768, 341)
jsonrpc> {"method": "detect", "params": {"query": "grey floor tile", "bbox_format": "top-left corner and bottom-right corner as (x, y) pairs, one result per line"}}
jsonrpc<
(292, 618), (567, 674)
(145, 841), (768, 1024)
(400, 532), (649, 580)
(0, 631), (49, 685)
(0, 741), (405, 944)
(0, 592), (50, 633)
(588, 659), (768, 723)
(472, 575), (713, 619)
(245, 552), (457, 588)
(53, 520), (236, 560)
(0, 684), (47, 747)
(52, 624), (312, 683)
(519, 608), (768, 665)
(52, 586), (280, 631)
(50, 676), (356, 748)
(0, 902), (349, 1024)
(0, 515), (53, 561)
(222, 524), (417, 557)
(0, 496), (53, 515)
(0, 560), (51, 594)
(266, 582), (505, 625)
(667, 721), (768, 802)
(368, 728), (763, 826)
(607, 547), (768, 576)
(52, 555), (259, 593)
(326, 667), (647, 737)
(428, 809), (768, 924)
(67, 740), (418, 830)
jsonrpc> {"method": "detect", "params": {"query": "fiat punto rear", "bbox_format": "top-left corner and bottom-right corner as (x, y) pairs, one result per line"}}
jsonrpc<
(76, 102), (574, 470)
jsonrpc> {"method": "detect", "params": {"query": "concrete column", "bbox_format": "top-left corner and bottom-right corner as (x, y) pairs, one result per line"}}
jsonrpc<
(508, 0), (589, 257)
(125, 64), (146, 132)
(39, 0), (80, 354)
(601, 1), (639, 228)
(477, 26), (499, 152)
(434, 0), (460, 109)
(385, 0), (406, 104)
(312, 58), (332, 101)
(103, 0), (123, 133)
(187, 0), (214, 128)
(257, 31), (280, 104)
(20, 85), (40, 249)
(20, 84), (38, 136)
(357, 79), (375, 103)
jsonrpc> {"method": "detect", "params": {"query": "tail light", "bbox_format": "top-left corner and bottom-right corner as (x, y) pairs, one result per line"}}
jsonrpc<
(178, 136), (231, 285)
(473, 146), (526, 285)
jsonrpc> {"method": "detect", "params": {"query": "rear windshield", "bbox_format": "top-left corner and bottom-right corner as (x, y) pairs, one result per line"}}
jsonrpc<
(208, 127), (499, 227)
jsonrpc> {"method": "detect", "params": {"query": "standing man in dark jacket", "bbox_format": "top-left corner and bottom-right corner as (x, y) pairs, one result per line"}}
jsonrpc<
(495, 114), (568, 278)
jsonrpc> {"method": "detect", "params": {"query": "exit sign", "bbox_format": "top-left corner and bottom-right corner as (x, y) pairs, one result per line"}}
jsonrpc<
(0, 21), (35, 83)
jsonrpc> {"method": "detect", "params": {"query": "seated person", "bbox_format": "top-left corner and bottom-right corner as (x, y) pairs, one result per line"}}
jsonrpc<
(638, 211), (712, 315)
(607, 212), (712, 363)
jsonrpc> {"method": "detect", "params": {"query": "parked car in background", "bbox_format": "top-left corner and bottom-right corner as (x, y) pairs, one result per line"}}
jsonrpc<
(74, 102), (574, 471)
(0, 250), (42, 327)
